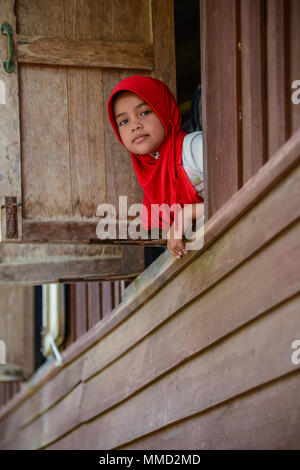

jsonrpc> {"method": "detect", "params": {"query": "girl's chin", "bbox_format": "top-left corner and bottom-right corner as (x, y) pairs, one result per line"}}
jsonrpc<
(131, 145), (157, 155)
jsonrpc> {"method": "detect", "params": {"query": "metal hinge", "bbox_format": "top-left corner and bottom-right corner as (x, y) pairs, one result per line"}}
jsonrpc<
(5, 196), (21, 238)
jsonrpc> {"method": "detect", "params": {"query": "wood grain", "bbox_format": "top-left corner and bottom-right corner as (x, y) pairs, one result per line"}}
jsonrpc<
(20, 64), (72, 219)
(151, 0), (176, 97)
(17, 37), (154, 70)
(266, 0), (290, 158)
(120, 371), (300, 450)
(289, 0), (300, 134)
(240, 0), (266, 183)
(0, 242), (145, 285)
(200, 0), (240, 218)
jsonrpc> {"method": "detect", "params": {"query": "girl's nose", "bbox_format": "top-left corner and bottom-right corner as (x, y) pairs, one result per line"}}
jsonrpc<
(131, 121), (142, 131)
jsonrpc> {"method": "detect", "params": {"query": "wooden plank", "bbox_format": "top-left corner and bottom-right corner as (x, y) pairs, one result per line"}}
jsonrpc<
(62, 1), (106, 221)
(21, 219), (163, 244)
(266, 0), (290, 159)
(0, 243), (141, 285)
(120, 371), (300, 450)
(87, 283), (101, 328)
(113, 282), (120, 308)
(0, 258), (133, 285)
(240, 0), (266, 182)
(151, 0), (177, 97)
(75, 284), (88, 339)
(101, 282), (113, 318)
(19, 71), (72, 220)
(0, 138), (298, 422)
(289, 0), (300, 134)
(200, 0), (240, 217)
(0, 0), (22, 241)
(66, 66), (107, 219)
(17, 37), (153, 70)
(1, 258), (119, 283)
(16, 1), (69, 222)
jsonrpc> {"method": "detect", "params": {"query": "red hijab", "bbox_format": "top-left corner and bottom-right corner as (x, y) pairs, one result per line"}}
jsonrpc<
(107, 75), (203, 230)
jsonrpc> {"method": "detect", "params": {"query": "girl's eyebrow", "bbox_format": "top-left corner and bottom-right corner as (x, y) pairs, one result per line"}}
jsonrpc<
(115, 101), (148, 120)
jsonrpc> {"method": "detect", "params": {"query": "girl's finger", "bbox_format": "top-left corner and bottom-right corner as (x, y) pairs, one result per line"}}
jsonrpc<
(168, 248), (178, 257)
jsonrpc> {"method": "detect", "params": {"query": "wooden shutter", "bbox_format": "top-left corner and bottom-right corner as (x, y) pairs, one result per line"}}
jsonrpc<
(0, 0), (176, 244)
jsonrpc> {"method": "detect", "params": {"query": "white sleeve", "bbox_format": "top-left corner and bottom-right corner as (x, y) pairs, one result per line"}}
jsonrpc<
(182, 131), (203, 174)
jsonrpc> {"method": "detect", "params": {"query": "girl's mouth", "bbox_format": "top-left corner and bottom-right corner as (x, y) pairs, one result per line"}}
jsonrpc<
(133, 135), (148, 143)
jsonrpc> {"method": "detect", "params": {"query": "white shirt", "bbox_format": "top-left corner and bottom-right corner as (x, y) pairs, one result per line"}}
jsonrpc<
(181, 131), (204, 199)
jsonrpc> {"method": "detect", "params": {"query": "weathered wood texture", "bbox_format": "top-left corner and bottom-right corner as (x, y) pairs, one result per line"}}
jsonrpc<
(0, 0), (176, 244)
(201, 0), (300, 219)
(0, 133), (299, 449)
(290, 0), (300, 133)
(0, 244), (145, 285)
(17, 37), (154, 70)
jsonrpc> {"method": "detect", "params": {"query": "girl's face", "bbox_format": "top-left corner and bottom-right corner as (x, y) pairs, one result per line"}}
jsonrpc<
(113, 91), (166, 155)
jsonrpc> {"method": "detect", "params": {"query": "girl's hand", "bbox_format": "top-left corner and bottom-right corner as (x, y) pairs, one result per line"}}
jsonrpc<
(166, 203), (204, 258)
(166, 209), (188, 258)
(167, 234), (188, 258)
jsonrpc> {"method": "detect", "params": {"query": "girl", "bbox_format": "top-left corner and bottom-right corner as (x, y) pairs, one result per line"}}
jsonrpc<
(107, 75), (204, 259)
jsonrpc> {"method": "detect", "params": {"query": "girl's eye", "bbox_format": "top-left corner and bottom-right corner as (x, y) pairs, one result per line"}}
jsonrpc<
(118, 109), (151, 126)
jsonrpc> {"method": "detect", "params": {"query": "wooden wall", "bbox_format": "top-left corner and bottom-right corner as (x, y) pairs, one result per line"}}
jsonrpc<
(201, 0), (300, 218)
(0, 133), (299, 449)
